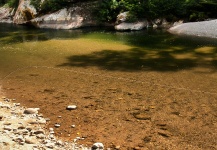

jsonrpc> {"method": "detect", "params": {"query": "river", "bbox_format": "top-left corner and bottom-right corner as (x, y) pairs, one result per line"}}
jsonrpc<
(0, 23), (217, 149)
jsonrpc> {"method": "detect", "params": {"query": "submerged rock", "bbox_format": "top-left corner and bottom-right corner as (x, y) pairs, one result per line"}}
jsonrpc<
(23, 108), (40, 114)
(92, 142), (104, 150)
(66, 105), (77, 110)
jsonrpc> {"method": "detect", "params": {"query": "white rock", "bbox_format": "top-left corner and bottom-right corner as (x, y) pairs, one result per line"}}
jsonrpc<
(115, 22), (147, 31)
(36, 133), (45, 139)
(25, 137), (37, 144)
(3, 126), (12, 131)
(45, 143), (55, 148)
(66, 105), (77, 110)
(24, 108), (40, 114)
(92, 142), (104, 150)
(54, 123), (61, 128)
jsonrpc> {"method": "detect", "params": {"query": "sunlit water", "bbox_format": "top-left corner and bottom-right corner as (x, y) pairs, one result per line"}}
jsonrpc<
(1, 23), (217, 77)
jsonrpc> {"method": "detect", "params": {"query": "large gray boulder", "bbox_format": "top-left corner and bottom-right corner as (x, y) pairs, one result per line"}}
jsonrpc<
(169, 19), (217, 38)
(0, 6), (15, 23)
(30, 2), (97, 29)
(13, 0), (37, 24)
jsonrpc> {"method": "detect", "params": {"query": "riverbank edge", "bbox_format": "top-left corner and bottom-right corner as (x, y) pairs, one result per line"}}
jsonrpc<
(0, 86), (93, 150)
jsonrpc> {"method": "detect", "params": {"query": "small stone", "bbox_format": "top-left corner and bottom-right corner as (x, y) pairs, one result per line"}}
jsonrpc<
(92, 142), (104, 150)
(18, 126), (25, 130)
(15, 103), (20, 106)
(25, 137), (37, 144)
(56, 140), (63, 145)
(45, 118), (50, 121)
(3, 126), (12, 131)
(38, 119), (46, 124)
(24, 108), (40, 114)
(46, 143), (54, 149)
(54, 123), (61, 128)
(115, 145), (121, 149)
(71, 125), (75, 128)
(34, 129), (44, 135)
(50, 131), (55, 134)
(36, 133), (45, 139)
(3, 122), (11, 125)
(66, 105), (77, 110)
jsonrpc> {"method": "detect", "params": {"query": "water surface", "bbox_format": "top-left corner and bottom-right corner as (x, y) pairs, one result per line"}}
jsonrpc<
(0, 23), (217, 149)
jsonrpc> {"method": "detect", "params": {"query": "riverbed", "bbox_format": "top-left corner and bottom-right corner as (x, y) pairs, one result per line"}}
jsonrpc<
(0, 23), (217, 149)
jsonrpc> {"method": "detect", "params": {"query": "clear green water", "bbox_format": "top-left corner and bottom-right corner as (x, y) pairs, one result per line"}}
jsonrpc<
(1, 23), (217, 80)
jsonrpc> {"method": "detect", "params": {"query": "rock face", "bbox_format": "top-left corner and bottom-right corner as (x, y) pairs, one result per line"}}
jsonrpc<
(169, 19), (217, 38)
(115, 12), (148, 31)
(13, 0), (37, 24)
(0, 6), (15, 23)
(31, 2), (98, 29)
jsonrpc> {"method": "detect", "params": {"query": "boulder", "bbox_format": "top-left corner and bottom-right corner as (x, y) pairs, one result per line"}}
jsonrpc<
(115, 21), (147, 31)
(13, 0), (37, 24)
(30, 2), (98, 29)
(115, 12), (148, 31)
(0, 6), (15, 23)
(169, 19), (217, 38)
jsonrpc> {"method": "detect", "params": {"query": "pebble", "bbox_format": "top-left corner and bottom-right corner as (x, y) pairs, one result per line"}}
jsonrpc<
(24, 108), (40, 114)
(66, 105), (77, 110)
(0, 97), (91, 150)
(34, 129), (44, 135)
(36, 133), (45, 139)
(92, 142), (104, 150)
(45, 143), (55, 148)
(4, 126), (12, 131)
(54, 123), (61, 128)
(25, 137), (37, 144)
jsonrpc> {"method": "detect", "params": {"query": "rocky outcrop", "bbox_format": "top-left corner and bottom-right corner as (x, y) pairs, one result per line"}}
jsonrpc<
(31, 2), (98, 29)
(169, 19), (217, 38)
(115, 12), (148, 31)
(13, 0), (37, 24)
(0, 6), (15, 23)
(115, 22), (147, 31)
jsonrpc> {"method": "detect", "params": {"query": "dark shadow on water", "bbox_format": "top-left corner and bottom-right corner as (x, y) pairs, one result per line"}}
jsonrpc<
(58, 47), (217, 72)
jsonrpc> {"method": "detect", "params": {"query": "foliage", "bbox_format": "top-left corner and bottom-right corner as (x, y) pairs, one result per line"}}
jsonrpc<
(95, 0), (120, 22)
(0, 0), (19, 7)
(1, 0), (217, 23)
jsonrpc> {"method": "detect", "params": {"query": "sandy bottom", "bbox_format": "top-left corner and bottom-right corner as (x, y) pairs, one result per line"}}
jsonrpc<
(1, 65), (217, 149)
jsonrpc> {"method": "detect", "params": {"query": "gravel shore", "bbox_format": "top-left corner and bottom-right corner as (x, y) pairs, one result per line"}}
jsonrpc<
(0, 96), (93, 150)
(169, 19), (217, 38)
